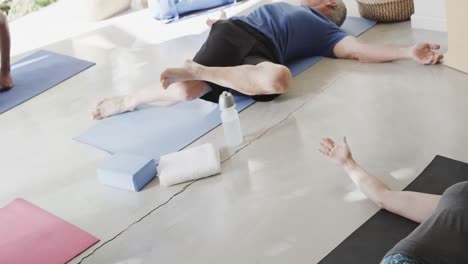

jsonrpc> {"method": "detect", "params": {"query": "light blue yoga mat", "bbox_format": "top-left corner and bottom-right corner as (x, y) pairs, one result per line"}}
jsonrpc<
(0, 50), (95, 114)
(75, 17), (376, 160)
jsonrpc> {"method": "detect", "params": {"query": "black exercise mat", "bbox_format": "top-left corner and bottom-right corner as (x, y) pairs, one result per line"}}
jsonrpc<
(319, 155), (468, 264)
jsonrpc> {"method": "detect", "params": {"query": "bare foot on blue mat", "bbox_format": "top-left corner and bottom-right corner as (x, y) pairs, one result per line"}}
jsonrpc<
(0, 72), (13, 92)
(160, 60), (202, 89)
(92, 96), (135, 120)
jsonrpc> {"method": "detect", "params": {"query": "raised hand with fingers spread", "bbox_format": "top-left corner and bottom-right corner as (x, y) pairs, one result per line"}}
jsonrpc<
(317, 136), (441, 225)
(319, 136), (352, 167)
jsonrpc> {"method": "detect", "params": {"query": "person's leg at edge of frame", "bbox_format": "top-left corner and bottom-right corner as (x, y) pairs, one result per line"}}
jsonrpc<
(0, 11), (12, 91)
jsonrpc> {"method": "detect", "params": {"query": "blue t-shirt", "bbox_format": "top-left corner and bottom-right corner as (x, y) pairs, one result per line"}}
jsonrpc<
(232, 3), (347, 63)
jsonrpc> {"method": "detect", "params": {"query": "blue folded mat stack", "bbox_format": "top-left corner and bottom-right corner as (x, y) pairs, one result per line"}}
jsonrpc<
(149, 0), (236, 22)
(75, 17), (376, 161)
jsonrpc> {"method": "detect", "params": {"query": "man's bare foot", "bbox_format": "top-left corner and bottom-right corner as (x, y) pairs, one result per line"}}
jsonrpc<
(0, 72), (13, 92)
(92, 96), (135, 120)
(206, 10), (227, 28)
(160, 60), (203, 89)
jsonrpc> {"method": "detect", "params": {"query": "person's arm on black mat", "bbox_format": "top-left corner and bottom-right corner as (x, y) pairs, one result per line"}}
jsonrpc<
(319, 137), (441, 224)
(333, 36), (443, 65)
(0, 11), (12, 91)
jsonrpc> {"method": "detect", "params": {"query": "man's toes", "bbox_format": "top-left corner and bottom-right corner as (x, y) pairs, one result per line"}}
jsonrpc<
(96, 100), (106, 108)
(161, 78), (171, 89)
(92, 110), (100, 120)
(93, 105), (107, 119)
(160, 69), (169, 82)
(95, 111), (105, 120)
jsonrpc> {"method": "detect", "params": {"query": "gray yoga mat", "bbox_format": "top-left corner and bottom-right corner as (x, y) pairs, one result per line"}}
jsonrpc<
(319, 155), (468, 263)
(0, 50), (95, 114)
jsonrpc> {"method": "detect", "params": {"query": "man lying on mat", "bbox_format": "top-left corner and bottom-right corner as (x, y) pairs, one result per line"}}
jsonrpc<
(93, 0), (443, 119)
(319, 137), (468, 264)
(0, 12), (12, 91)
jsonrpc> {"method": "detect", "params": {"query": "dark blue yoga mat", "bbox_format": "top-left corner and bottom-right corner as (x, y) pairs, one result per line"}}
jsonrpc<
(75, 17), (376, 159)
(0, 50), (95, 114)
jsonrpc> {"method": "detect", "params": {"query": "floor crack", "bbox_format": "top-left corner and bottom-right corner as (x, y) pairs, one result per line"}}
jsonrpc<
(77, 180), (198, 264)
(78, 78), (337, 263)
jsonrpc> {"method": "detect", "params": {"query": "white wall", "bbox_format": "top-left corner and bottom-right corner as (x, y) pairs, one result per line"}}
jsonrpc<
(411, 0), (447, 31)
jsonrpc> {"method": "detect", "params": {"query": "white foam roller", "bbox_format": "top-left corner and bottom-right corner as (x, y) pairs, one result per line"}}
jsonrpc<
(158, 143), (221, 186)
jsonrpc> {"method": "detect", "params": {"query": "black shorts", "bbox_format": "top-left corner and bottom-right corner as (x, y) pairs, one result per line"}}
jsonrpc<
(193, 20), (281, 103)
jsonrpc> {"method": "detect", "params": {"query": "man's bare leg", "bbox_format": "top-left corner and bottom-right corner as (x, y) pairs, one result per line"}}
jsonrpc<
(0, 12), (12, 91)
(161, 60), (292, 96)
(92, 80), (209, 119)
(94, 58), (292, 119)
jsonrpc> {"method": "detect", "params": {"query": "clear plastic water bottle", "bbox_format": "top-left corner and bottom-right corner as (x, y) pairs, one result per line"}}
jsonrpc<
(149, 0), (179, 23)
(219, 92), (243, 147)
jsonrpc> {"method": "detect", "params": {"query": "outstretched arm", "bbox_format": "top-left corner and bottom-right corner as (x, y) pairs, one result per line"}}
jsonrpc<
(319, 137), (441, 223)
(333, 36), (443, 64)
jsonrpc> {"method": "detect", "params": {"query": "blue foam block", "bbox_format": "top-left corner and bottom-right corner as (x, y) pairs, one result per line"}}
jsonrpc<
(1, 50), (95, 114)
(97, 153), (157, 191)
(75, 17), (376, 160)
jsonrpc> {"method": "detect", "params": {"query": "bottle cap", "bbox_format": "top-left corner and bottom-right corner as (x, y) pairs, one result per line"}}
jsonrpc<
(218, 91), (236, 110)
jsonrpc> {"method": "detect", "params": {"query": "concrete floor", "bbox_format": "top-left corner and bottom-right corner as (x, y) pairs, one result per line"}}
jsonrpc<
(1, 2), (465, 264)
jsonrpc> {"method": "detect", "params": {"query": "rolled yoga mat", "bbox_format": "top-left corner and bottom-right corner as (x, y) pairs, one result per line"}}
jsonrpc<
(75, 17), (376, 160)
(0, 50), (95, 114)
(319, 155), (468, 264)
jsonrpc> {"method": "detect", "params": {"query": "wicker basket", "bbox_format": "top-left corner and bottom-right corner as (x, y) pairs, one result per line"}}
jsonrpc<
(356, 0), (414, 22)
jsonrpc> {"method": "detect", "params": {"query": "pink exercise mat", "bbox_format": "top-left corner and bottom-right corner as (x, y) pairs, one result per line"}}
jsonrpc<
(0, 198), (99, 264)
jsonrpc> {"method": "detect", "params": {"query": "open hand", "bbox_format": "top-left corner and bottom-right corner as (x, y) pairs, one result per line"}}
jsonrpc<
(319, 137), (352, 167)
(411, 43), (443, 65)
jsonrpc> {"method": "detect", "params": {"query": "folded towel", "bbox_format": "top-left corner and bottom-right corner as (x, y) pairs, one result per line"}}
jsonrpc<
(158, 143), (221, 186)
